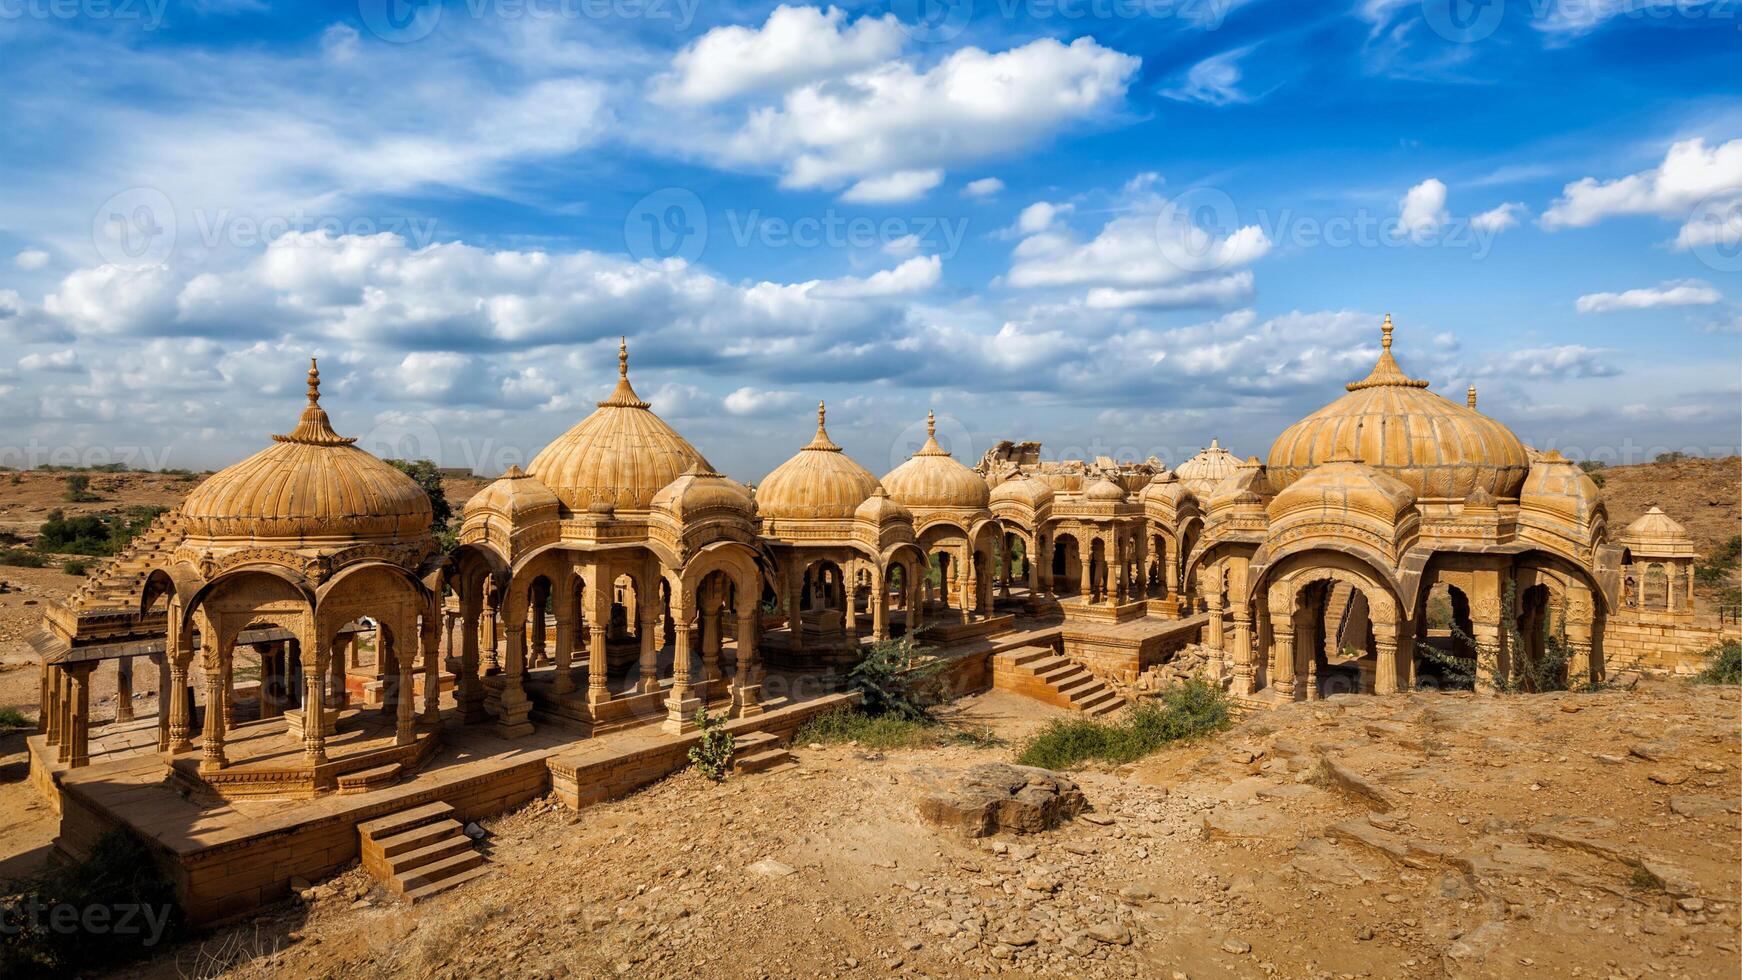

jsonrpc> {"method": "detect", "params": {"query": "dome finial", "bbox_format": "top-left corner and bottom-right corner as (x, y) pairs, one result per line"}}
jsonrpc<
(306, 357), (322, 405)
(1467, 384), (1478, 409)
(1382, 313), (1394, 351)
(818, 399), (827, 431)
(598, 336), (651, 408)
(274, 356), (355, 446)
(1347, 314), (1429, 391)
(927, 410), (936, 438)
(618, 337), (629, 379)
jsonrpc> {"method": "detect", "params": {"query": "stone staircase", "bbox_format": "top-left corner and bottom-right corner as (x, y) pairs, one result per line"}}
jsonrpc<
(67, 509), (186, 612)
(731, 731), (795, 775)
(358, 801), (489, 903)
(993, 647), (1127, 716)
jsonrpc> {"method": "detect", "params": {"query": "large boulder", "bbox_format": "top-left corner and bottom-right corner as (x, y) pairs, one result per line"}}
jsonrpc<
(914, 764), (1089, 837)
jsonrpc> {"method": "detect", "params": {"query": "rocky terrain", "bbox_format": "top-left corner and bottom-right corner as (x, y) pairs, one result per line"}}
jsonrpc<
(95, 681), (1740, 980)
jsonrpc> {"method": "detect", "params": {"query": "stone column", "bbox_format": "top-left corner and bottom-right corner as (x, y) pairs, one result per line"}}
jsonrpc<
(220, 647), (236, 730)
(636, 599), (660, 696)
(701, 605), (722, 693)
(302, 645), (328, 765)
(45, 665), (60, 748)
(1304, 629), (1320, 700)
(592, 620), (614, 706)
(155, 653), (171, 751)
(1231, 604), (1252, 690)
(459, 600), (485, 723)
(530, 595), (547, 669)
(421, 619), (441, 724)
(1375, 630), (1399, 695)
(68, 663), (93, 769)
(871, 571), (888, 641)
(480, 601), (499, 673)
(496, 621), (532, 738)
(115, 656), (135, 722)
(733, 610), (763, 717)
(1206, 587), (1226, 678)
(54, 668), (70, 763)
(328, 637), (348, 710)
(1271, 623), (1296, 701)
(1079, 550), (1093, 602)
(256, 644), (282, 720)
(663, 610), (700, 733)
(395, 626), (416, 746)
(168, 653), (194, 753)
(552, 611), (576, 696)
(199, 638), (227, 773)
(444, 609), (460, 671)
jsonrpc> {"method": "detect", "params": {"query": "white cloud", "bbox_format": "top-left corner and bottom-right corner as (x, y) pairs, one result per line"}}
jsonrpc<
(1161, 45), (1255, 107)
(881, 234), (921, 256)
(1009, 206), (1271, 291)
(1017, 201), (1072, 235)
(18, 349), (80, 372)
(1535, 0), (1720, 36)
(1471, 345), (1620, 379)
(840, 169), (944, 203)
(1083, 272), (1256, 310)
(809, 256), (941, 299)
(1398, 178), (1449, 238)
(1575, 280), (1724, 314)
(14, 249), (49, 270)
(651, 5), (904, 106)
(726, 37), (1139, 194)
(1541, 138), (1742, 251)
(724, 386), (801, 416)
(963, 177), (1005, 199)
(1470, 202), (1526, 233)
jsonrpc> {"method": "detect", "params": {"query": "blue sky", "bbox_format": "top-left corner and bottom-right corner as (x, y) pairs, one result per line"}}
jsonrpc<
(0, 0), (1737, 482)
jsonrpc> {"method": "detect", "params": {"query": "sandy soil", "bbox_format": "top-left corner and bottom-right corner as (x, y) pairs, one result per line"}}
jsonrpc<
(79, 681), (1741, 980)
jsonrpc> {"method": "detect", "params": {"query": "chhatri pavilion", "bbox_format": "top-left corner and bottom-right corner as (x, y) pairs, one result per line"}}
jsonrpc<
(26, 318), (1733, 922)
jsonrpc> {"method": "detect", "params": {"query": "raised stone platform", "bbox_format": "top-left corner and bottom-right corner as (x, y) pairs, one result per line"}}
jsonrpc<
(1062, 612), (1207, 683)
(918, 613), (1017, 647)
(1059, 596), (1149, 625)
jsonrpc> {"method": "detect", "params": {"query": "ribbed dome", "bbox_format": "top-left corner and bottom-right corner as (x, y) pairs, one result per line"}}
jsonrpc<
(1267, 316), (1530, 500)
(990, 475), (1054, 508)
(651, 461), (756, 521)
(854, 484), (912, 525)
(464, 465), (560, 523)
(1084, 478), (1127, 502)
(757, 402), (881, 521)
(1618, 505), (1694, 557)
(1176, 439), (1239, 497)
(881, 411), (991, 510)
(182, 360), (433, 543)
(1270, 458), (1415, 525)
(527, 340), (707, 512)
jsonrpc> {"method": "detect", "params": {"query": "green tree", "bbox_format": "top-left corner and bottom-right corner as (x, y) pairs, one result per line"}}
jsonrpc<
(387, 458), (455, 550)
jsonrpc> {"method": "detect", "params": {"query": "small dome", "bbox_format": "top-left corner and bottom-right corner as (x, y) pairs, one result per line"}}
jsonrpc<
(1267, 316), (1530, 499)
(1270, 458), (1416, 525)
(1207, 456), (1271, 511)
(1139, 470), (1184, 505)
(881, 411), (992, 510)
(651, 462), (756, 521)
(990, 475), (1054, 508)
(1176, 439), (1239, 497)
(181, 361), (432, 544)
(756, 402), (881, 520)
(1084, 478), (1127, 502)
(854, 484), (912, 525)
(1618, 505), (1694, 557)
(527, 340), (708, 512)
(464, 465), (559, 523)
(1519, 449), (1603, 527)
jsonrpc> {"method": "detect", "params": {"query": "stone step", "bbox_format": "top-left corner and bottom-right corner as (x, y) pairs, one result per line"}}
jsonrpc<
(1035, 662), (1079, 683)
(1075, 688), (1119, 710)
(734, 748), (794, 774)
(358, 800), (455, 844)
(400, 864), (491, 905)
(384, 834), (475, 878)
(1007, 647), (1056, 667)
(732, 731), (779, 753)
(336, 762), (403, 795)
(367, 818), (465, 863)
(1054, 673), (1096, 696)
(390, 850), (486, 898)
(1086, 697), (1126, 717)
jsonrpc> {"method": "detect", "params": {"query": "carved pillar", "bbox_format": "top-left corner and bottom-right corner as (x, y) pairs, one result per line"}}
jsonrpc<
(328, 638), (347, 710)
(1303, 627), (1320, 701)
(459, 593), (485, 723)
(1205, 577), (1226, 678)
(199, 633), (227, 773)
(168, 652), (193, 753)
(1079, 550), (1093, 602)
(871, 570), (888, 641)
(302, 641), (328, 764)
(496, 620), (532, 738)
(68, 663), (93, 769)
(593, 620), (615, 706)
(1375, 628), (1400, 695)
(701, 604), (723, 694)
(552, 609), (576, 696)
(220, 645), (236, 730)
(1271, 623), (1296, 701)
(733, 609), (763, 717)
(115, 655), (135, 723)
(480, 600), (499, 673)
(395, 624), (416, 746)
(636, 574), (660, 694)
(663, 608), (700, 733)
(53, 668), (69, 763)
(421, 617), (440, 724)
(1231, 604), (1252, 691)
(155, 652), (171, 751)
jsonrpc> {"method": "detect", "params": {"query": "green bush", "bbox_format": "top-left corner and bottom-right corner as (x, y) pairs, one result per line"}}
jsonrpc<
(61, 560), (89, 577)
(1692, 640), (1741, 685)
(686, 707), (734, 782)
(0, 829), (183, 977)
(1654, 451), (1689, 463)
(0, 549), (47, 568)
(1015, 679), (1230, 770)
(792, 709), (974, 751)
(1695, 535), (1740, 589)
(846, 637), (947, 721)
(0, 708), (28, 728)
(33, 506), (167, 557)
(62, 474), (100, 503)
